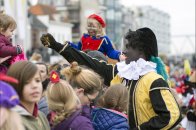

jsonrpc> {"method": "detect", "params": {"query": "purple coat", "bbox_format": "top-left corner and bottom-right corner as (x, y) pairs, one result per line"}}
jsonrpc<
(52, 106), (94, 130)
(0, 34), (18, 57)
(0, 34), (18, 73)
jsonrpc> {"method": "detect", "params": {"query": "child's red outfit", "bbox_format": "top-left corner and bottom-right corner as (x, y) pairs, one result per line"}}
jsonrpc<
(69, 34), (120, 60)
(0, 34), (23, 73)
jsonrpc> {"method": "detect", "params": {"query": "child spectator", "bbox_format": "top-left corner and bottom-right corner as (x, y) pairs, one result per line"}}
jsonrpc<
(92, 84), (129, 130)
(0, 13), (25, 74)
(7, 61), (50, 130)
(36, 62), (49, 82)
(0, 74), (24, 130)
(46, 71), (94, 130)
(68, 14), (126, 61)
(36, 62), (50, 116)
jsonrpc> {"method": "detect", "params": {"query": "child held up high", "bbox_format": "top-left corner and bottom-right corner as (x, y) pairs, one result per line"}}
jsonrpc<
(0, 13), (25, 74)
(68, 14), (126, 61)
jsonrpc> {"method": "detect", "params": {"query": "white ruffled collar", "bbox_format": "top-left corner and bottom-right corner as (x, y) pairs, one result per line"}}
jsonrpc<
(116, 58), (156, 80)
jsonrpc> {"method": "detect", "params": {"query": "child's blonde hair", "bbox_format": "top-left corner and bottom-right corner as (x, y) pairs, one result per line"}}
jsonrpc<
(46, 80), (79, 125)
(0, 109), (25, 130)
(0, 13), (17, 33)
(61, 62), (103, 95)
(97, 84), (128, 113)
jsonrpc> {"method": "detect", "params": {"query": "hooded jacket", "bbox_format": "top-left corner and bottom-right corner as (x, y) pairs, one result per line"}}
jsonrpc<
(92, 108), (129, 130)
(12, 105), (50, 130)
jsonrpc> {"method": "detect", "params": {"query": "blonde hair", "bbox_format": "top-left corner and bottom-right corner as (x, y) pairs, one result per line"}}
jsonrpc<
(87, 18), (105, 36)
(0, 13), (17, 33)
(97, 84), (128, 113)
(61, 62), (102, 95)
(30, 52), (42, 63)
(46, 80), (79, 125)
(48, 62), (62, 74)
(0, 109), (25, 130)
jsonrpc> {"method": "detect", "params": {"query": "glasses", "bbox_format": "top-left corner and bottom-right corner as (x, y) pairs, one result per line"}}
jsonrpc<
(86, 94), (95, 107)
(86, 94), (94, 103)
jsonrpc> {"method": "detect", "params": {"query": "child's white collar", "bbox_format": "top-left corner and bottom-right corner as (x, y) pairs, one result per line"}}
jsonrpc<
(116, 58), (156, 80)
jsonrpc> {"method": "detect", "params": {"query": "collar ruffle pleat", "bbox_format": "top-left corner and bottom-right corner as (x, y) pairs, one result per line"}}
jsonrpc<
(116, 58), (157, 80)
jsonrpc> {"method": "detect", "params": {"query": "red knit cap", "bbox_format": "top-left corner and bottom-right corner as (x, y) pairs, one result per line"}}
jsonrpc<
(88, 14), (106, 28)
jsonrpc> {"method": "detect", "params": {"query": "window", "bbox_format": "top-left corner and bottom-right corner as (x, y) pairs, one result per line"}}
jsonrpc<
(115, 12), (122, 22)
(99, 0), (105, 5)
(106, 0), (114, 7)
(106, 10), (114, 20)
(0, 0), (4, 6)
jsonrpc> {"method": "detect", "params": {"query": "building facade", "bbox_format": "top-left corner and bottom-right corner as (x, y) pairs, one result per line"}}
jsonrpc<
(39, 0), (100, 42)
(131, 6), (171, 55)
(39, 0), (128, 49)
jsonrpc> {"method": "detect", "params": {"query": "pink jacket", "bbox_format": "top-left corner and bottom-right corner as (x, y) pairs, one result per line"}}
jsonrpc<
(0, 34), (26, 74)
(0, 34), (18, 57)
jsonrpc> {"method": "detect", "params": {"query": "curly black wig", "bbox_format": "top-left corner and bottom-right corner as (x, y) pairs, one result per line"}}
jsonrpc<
(124, 27), (158, 61)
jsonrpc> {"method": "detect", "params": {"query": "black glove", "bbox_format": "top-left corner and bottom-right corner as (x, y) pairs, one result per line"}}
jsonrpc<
(40, 33), (57, 48)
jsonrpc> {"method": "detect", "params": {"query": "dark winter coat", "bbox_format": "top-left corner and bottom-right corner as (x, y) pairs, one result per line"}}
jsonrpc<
(52, 105), (94, 130)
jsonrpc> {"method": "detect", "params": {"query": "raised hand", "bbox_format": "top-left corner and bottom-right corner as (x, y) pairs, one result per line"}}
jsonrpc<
(40, 33), (57, 48)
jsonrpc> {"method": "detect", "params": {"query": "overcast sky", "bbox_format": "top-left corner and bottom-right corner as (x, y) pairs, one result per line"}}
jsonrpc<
(121, 0), (195, 55)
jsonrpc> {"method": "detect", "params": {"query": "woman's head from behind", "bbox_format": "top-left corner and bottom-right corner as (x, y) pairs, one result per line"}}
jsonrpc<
(46, 79), (80, 124)
(98, 84), (128, 113)
(61, 62), (103, 105)
(7, 61), (43, 104)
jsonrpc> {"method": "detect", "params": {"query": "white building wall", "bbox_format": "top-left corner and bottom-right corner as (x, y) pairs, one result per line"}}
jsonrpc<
(48, 21), (73, 63)
(48, 21), (73, 43)
(132, 6), (171, 55)
(80, 0), (99, 36)
(37, 15), (50, 27)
